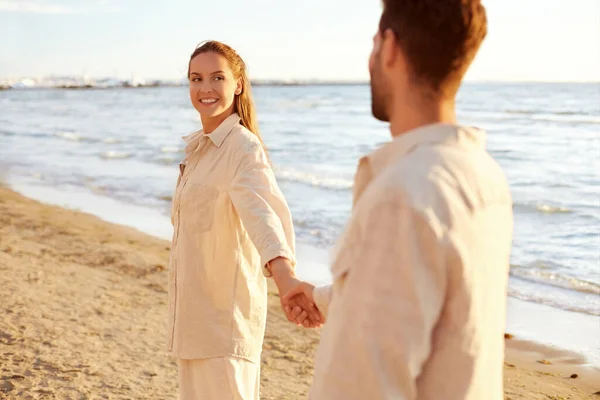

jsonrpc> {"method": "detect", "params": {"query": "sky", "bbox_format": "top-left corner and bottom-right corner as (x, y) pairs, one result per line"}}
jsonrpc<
(0, 0), (599, 82)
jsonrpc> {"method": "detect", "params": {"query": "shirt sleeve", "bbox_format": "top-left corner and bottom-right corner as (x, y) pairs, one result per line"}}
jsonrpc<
(229, 140), (296, 277)
(309, 192), (447, 399)
(312, 284), (333, 319)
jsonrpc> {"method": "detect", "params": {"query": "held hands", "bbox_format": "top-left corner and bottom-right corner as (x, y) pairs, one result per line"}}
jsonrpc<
(282, 281), (325, 328)
(268, 258), (324, 329)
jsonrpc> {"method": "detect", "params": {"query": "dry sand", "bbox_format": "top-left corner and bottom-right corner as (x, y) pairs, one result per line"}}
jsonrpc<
(1, 186), (598, 399)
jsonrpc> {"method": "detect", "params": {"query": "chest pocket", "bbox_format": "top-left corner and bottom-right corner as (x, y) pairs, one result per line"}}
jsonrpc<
(180, 184), (220, 232)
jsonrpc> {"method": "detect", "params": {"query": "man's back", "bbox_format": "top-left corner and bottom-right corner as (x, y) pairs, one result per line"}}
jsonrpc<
(310, 124), (513, 399)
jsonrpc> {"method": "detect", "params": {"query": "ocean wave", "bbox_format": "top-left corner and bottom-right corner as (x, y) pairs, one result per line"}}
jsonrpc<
(507, 288), (599, 316)
(160, 146), (182, 153)
(154, 157), (179, 165)
(88, 185), (107, 194)
(506, 109), (594, 117)
(55, 132), (118, 144)
(100, 151), (131, 160)
(534, 204), (572, 214)
(505, 109), (557, 116)
(532, 115), (600, 125)
(510, 264), (600, 295)
(54, 132), (82, 141)
(502, 109), (600, 124)
(275, 167), (353, 191)
(513, 202), (572, 214)
(506, 262), (600, 316)
(505, 109), (537, 115)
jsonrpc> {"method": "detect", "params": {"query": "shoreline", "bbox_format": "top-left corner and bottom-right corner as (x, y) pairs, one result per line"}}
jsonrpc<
(1, 185), (599, 398)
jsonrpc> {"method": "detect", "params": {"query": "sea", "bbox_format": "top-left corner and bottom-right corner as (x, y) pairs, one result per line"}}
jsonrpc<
(1, 83), (599, 362)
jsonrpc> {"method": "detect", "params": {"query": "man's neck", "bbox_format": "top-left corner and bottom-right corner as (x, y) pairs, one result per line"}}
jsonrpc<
(389, 97), (457, 138)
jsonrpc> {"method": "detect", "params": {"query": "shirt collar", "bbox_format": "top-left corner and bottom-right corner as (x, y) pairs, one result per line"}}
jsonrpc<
(181, 113), (241, 155)
(352, 123), (485, 206)
(365, 123), (486, 177)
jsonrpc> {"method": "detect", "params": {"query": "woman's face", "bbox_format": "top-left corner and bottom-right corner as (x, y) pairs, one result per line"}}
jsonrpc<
(188, 52), (242, 120)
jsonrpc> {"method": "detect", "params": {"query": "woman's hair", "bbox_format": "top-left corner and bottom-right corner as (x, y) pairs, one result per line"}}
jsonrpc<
(188, 41), (267, 152)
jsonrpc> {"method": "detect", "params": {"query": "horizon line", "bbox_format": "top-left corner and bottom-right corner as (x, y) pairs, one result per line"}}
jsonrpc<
(2, 74), (600, 87)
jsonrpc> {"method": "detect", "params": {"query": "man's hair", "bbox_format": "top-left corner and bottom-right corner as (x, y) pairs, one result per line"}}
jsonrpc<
(379, 0), (487, 96)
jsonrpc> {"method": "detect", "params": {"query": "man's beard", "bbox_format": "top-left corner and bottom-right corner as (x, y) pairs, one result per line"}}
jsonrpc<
(369, 56), (390, 122)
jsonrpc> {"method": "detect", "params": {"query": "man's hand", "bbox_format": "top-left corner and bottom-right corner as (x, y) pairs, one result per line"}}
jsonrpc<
(282, 281), (326, 327)
(268, 258), (323, 328)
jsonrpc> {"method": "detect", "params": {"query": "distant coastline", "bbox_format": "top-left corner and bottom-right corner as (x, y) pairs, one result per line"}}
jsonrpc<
(1, 77), (598, 91)
(0, 75), (370, 91)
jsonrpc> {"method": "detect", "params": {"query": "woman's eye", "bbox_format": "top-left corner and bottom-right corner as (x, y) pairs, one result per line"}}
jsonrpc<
(214, 76), (224, 81)
(191, 77), (201, 82)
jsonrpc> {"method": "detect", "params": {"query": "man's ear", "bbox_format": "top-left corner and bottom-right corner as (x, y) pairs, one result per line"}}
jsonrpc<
(380, 28), (399, 71)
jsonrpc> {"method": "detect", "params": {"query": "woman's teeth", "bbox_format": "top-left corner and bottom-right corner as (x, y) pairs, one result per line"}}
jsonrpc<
(201, 99), (218, 104)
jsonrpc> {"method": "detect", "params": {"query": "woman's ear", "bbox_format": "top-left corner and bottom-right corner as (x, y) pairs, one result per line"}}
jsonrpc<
(235, 78), (243, 95)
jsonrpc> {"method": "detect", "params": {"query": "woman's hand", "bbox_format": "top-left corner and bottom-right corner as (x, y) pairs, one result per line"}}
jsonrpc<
(282, 281), (325, 328)
(268, 258), (323, 328)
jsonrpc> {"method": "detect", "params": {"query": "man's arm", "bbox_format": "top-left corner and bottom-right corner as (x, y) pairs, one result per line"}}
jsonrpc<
(309, 192), (447, 399)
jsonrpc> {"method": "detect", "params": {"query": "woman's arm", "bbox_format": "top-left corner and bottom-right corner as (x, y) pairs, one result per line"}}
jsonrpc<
(229, 140), (295, 275)
(228, 137), (321, 326)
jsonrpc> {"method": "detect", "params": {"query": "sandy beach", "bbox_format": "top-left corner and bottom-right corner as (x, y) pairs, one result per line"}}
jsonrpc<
(1, 186), (599, 399)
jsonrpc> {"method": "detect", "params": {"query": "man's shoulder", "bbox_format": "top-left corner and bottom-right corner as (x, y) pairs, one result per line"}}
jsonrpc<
(364, 144), (510, 223)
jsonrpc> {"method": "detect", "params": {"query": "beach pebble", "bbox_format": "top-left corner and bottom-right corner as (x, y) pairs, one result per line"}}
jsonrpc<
(0, 380), (15, 392)
(537, 359), (552, 365)
(570, 374), (578, 379)
(504, 333), (514, 339)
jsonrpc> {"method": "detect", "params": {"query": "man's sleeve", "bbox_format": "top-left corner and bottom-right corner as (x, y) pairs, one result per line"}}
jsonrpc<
(309, 192), (447, 399)
(312, 284), (333, 319)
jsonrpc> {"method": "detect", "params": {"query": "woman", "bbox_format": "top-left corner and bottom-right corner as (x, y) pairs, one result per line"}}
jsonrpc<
(168, 41), (320, 400)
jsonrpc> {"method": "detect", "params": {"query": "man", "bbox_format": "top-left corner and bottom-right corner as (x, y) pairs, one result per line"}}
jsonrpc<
(278, 0), (514, 398)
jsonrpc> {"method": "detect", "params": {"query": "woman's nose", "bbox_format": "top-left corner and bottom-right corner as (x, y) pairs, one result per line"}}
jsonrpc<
(198, 81), (213, 93)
